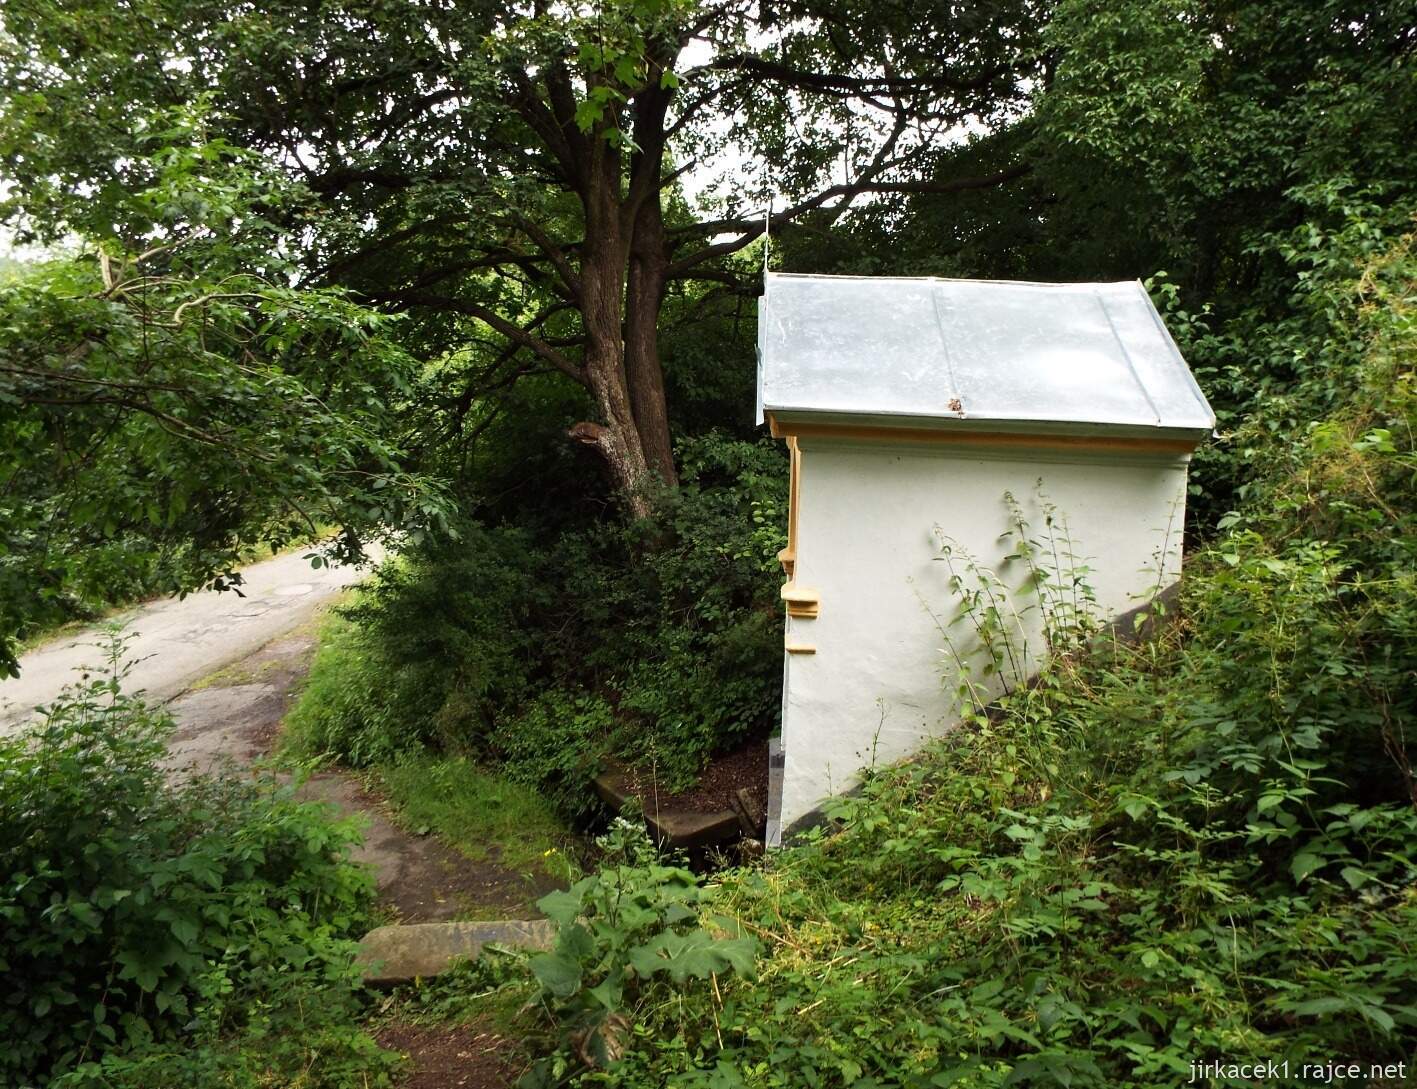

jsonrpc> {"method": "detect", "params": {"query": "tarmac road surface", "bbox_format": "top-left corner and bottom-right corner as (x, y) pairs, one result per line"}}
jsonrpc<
(0, 546), (382, 732)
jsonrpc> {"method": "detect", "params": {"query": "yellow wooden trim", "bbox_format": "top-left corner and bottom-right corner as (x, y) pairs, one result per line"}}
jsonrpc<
(781, 583), (819, 619)
(770, 416), (1195, 455)
(782, 435), (802, 572)
(784, 638), (816, 655)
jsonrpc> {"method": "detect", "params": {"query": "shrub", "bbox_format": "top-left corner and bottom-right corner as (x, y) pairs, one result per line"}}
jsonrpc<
(521, 820), (758, 1085)
(288, 433), (787, 807)
(0, 642), (389, 1087)
(284, 524), (546, 767)
(493, 691), (617, 820)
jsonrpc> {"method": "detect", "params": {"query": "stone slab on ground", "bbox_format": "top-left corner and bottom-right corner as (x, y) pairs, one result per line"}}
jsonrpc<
(593, 769), (742, 850)
(358, 920), (558, 986)
(645, 807), (741, 849)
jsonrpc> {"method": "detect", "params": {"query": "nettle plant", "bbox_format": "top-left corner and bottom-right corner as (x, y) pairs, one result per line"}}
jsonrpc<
(932, 488), (1104, 713)
(522, 819), (757, 1086)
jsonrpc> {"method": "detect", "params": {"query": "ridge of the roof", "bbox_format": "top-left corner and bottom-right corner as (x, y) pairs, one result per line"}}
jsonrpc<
(765, 271), (1143, 291)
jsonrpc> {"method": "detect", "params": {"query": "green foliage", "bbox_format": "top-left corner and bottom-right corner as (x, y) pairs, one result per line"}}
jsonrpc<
(494, 691), (620, 823)
(0, 109), (447, 674)
(0, 639), (392, 1087)
(521, 820), (757, 1085)
(933, 487), (1105, 712)
(1037, 0), (1416, 286)
(284, 522), (543, 768)
(526, 202), (1417, 1088)
(288, 434), (787, 811)
(373, 754), (577, 891)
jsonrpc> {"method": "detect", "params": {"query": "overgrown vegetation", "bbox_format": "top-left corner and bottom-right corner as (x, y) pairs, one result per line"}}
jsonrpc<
(373, 754), (578, 887)
(286, 433), (786, 811)
(522, 819), (759, 1082)
(3, 0), (1415, 1084)
(509, 200), (1417, 1085)
(0, 643), (395, 1088)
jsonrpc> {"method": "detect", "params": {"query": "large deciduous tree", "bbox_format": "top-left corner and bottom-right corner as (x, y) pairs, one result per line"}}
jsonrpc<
(0, 128), (448, 672)
(1, 0), (1040, 512)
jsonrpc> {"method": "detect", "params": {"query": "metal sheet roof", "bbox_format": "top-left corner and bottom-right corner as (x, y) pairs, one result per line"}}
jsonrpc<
(757, 273), (1215, 436)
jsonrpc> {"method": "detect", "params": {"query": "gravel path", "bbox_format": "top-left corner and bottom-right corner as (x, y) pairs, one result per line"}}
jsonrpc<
(2, 545), (550, 924)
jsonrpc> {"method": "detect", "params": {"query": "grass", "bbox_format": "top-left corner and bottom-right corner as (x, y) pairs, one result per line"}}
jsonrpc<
(371, 754), (578, 885)
(185, 651), (289, 691)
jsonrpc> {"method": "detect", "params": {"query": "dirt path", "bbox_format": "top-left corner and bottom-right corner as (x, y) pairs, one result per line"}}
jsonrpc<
(167, 622), (543, 1085)
(163, 622), (551, 922)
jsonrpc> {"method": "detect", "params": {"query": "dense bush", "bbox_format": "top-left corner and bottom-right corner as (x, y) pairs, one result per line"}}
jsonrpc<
(287, 432), (787, 812)
(0, 644), (391, 1087)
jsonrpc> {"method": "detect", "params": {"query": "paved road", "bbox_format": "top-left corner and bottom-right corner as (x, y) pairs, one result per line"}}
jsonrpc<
(1, 547), (382, 730)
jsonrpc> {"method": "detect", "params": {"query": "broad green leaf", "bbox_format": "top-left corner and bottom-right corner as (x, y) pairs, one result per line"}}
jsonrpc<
(529, 952), (582, 999)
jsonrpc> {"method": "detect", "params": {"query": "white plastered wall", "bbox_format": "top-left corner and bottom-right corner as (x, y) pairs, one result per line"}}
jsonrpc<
(776, 436), (1191, 837)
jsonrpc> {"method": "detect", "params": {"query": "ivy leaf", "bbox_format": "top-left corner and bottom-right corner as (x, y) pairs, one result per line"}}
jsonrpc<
(558, 922), (595, 960)
(574, 99), (602, 133)
(587, 971), (624, 1011)
(627, 929), (757, 983)
(169, 916), (199, 948)
(1339, 866), (1372, 889)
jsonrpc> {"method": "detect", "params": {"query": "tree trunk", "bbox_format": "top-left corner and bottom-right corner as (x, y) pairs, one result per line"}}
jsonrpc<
(572, 130), (657, 519)
(624, 192), (677, 486)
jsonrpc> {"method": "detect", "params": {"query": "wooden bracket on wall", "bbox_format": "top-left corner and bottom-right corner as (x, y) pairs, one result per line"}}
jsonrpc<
(781, 584), (820, 619)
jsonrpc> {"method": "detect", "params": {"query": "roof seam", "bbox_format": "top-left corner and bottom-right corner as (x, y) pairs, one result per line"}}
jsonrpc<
(1095, 290), (1162, 426)
(927, 283), (962, 411)
(1136, 280), (1217, 424)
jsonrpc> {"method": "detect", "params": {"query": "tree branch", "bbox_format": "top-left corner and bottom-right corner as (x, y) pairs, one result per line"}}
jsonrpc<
(512, 215), (583, 302)
(712, 54), (1015, 96)
(667, 163), (1032, 267)
(509, 67), (584, 192)
(386, 291), (585, 384)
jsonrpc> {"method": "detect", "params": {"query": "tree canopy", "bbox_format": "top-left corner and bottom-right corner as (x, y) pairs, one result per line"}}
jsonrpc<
(2, 0), (1042, 511)
(2, 0), (1413, 665)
